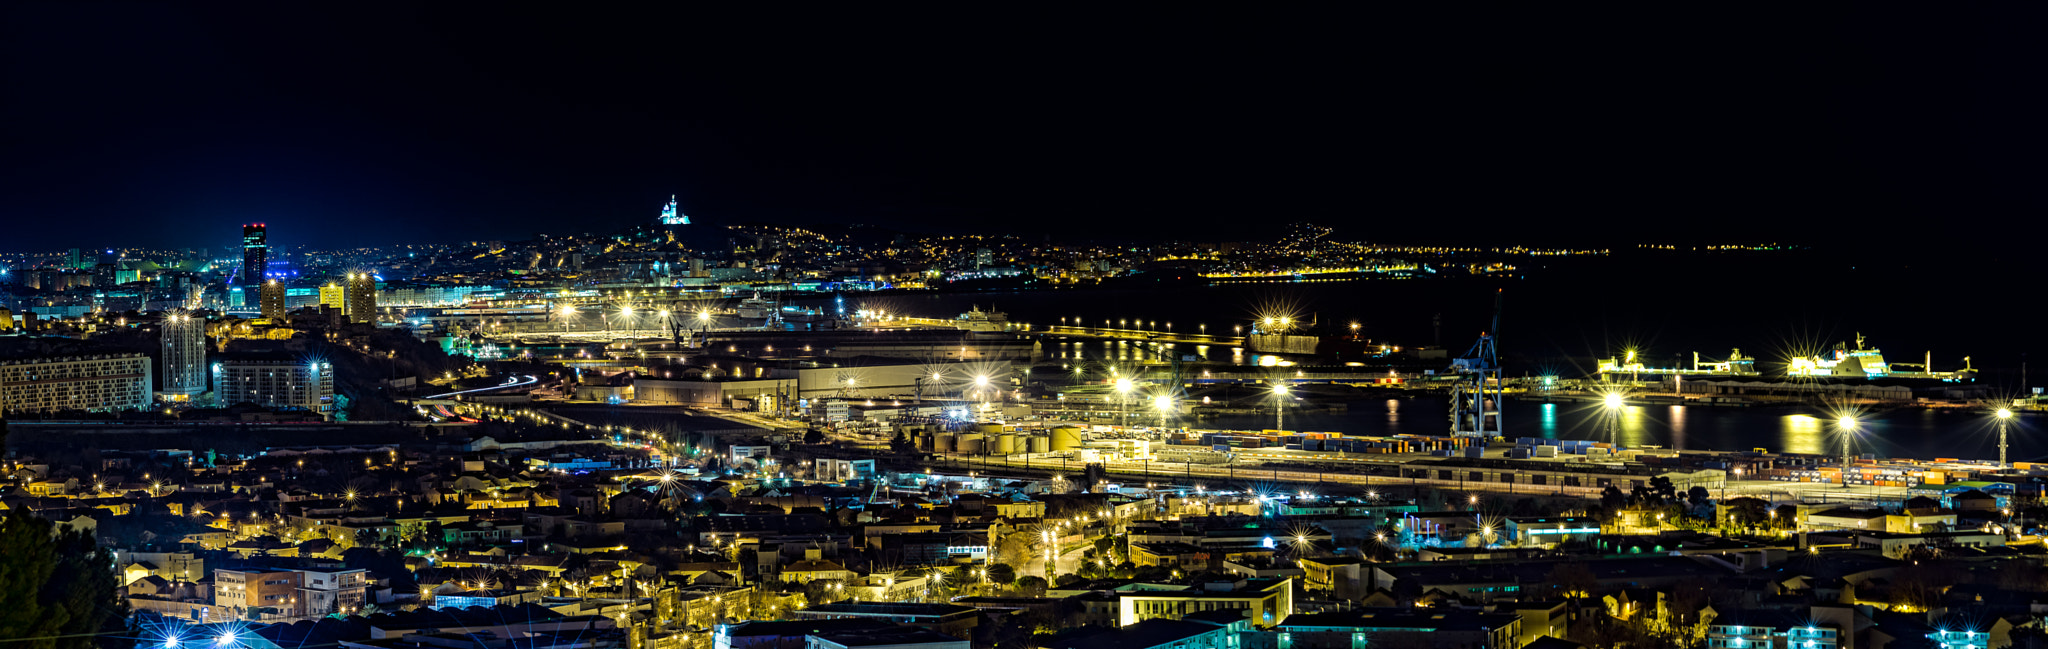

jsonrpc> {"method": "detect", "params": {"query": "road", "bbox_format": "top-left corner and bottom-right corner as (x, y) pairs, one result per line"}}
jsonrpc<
(422, 374), (538, 399)
(1024, 543), (1091, 581)
(933, 454), (1911, 504)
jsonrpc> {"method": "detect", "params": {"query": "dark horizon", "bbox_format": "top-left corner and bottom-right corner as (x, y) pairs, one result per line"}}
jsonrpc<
(6, 6), (2046, 256)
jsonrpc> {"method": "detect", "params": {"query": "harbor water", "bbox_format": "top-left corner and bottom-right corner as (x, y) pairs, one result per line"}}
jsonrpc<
(1201, 395), (2045, 464)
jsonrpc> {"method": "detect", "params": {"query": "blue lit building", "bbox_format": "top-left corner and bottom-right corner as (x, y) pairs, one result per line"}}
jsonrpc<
(1706, 608), (1852, 649)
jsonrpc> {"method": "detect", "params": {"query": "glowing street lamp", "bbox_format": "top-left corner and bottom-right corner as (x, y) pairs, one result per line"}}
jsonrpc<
(1115, 377), (1135, 429)
(1996, 408), (2015, 467)
(1601, 389), (1626, 440)
(1836, 415), (1860, 469)
(1272, 382), (1291, 430)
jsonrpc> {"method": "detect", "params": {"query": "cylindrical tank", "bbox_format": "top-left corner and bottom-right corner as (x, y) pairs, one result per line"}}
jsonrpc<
(1029, 435), (1050, 454)
(932, 433), (956, 453)
(957, 436), (985, 454)
(975, 423), (1004, 435)
(1051, 427), (1084, 451)
(994, 434), (1017, 455)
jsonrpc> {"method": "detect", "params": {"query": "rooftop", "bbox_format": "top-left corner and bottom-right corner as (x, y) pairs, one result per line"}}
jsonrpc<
(1045, 619), (1227, 649)
(1279, 607), (1520, 631)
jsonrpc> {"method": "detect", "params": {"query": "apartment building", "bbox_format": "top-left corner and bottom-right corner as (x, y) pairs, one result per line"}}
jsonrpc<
(0, 353), (152, 415)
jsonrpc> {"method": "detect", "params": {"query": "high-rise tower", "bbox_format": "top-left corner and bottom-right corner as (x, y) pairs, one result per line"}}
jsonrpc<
(320, 282), (346, 310)
(241, 224), (269, 286)
(159, 311), (207, 400)
(345, 272), (377, 324)
(260, 280), (287, 320)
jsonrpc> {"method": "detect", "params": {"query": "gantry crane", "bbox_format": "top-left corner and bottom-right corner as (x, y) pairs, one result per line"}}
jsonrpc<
(1447, 290), (1503, 438)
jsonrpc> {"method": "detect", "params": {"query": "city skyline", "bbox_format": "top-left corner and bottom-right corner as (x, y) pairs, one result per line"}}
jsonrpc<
(6, 7), (2048, 649)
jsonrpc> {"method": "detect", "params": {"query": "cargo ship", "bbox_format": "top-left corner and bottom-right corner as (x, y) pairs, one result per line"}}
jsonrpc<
(732, 292), (832, 326)
(955, 306), (1010, 332)
(1597, 348), (1759, 377)
(1787, 333), (1976, 381)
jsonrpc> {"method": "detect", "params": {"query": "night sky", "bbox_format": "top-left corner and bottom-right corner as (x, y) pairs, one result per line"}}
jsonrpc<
(4, 5), (2044, 253)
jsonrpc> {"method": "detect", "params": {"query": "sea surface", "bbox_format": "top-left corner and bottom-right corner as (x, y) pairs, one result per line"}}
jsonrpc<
(1200, 395), (2044, 463)
(773, 251), (2042, 461)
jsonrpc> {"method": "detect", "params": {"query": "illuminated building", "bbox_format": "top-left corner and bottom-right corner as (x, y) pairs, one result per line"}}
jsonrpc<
(259, 280), (286, 320)
(296, 568), (369, 617)
(319, 282), (345, 310)
(1706, 611), (1844, 649)
(214, 357), (334, 412)
(345, 272), (377, 323)
(1115, 577), (1294, 628)
(660, 194), (689, 227)
(213, 568), (302, 620)
(240, 223), (268, 286)
(158, 312), (207, 400)
(0, 353), (153, 415)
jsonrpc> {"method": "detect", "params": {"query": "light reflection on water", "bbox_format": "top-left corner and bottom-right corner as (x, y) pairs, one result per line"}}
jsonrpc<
(1202, 397), (2027, 461)
(1669, 405), (1686, 450)
(1783, 414), (1825, 455)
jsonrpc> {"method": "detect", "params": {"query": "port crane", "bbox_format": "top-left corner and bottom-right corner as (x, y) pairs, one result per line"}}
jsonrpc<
(1447, 290), (1503, 438)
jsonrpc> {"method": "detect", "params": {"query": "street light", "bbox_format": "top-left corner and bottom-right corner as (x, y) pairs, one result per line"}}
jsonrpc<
(1115, 377), (1135, 429)
(1601, 389), (1626, 441)
(1272, 383), (1290, 430)
(1835, 415), (1860, 470)
(1997, 408), (2015, 467)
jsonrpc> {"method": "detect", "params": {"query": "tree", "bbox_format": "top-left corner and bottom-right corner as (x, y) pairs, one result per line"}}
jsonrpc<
(889, 432), (917, 456)
(1649, 476), (1678, 504)
(1600, 485), (1628, 511)
(1687, 486), (1711, 508)
(985, 563), (1017, 589)
(1013, 575), (1048, 597)
(804, 428), (825, 444)
(1770, 505), (1799, 530)
(0, 509), (126, 649)
(803, 579), (848, 604)
(1538, 561), (1598, 604)
(1078, 463), (1105, 493)
(1724, 497), (1771, 530)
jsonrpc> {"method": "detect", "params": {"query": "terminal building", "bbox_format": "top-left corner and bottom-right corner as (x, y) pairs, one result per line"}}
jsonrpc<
(699, 329), (1036, 362)
(1396, 457), (1725, 493)
(634, 360), (986, 409)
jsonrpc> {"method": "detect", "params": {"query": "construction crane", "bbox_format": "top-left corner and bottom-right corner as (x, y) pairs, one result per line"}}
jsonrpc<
(1447, 290), (1503, 438)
